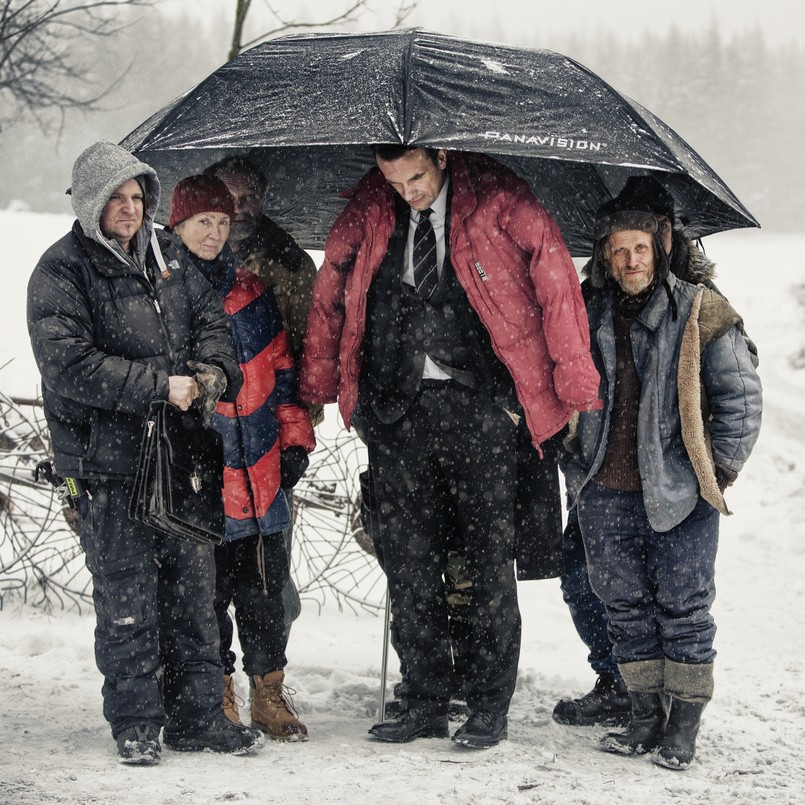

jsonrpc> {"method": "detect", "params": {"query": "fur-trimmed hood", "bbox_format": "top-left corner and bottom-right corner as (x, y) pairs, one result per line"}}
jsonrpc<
(669, 231), (716, 284)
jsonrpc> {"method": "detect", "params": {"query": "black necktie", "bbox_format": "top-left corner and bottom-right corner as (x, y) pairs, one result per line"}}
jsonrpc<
(412, 208), (438, 299)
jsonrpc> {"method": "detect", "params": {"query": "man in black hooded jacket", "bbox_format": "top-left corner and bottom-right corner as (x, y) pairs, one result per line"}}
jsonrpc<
(27, 140), (262, 765)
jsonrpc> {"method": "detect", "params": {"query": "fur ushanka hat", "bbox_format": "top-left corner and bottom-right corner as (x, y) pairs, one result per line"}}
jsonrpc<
(588, 176), (675, 288)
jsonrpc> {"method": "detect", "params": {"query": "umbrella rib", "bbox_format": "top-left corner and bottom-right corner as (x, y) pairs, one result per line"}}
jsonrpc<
(402, 28), (418, 145)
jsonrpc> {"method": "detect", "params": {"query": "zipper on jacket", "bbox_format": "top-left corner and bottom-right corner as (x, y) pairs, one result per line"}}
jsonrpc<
(135, 272), (176, 365)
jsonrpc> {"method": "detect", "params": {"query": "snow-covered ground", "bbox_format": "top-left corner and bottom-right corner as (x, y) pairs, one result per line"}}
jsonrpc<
(1, 211), (803, 804)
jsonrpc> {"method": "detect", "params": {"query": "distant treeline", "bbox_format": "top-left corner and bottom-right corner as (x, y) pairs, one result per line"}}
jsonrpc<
(548, 24), (805, 232)
(1, 10), (801, 234)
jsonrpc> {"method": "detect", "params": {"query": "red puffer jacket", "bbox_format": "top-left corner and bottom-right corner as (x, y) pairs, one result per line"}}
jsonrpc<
(215, 268), (315, 541)
(299, 152), (600, 447)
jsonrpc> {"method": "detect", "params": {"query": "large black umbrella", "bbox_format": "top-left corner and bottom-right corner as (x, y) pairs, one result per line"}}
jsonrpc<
(120, 28), (758, 255)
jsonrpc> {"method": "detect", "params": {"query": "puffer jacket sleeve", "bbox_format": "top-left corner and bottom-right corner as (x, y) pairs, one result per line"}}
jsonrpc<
(499, 182), (600, 411)
(298, 191), (369, 405)
(701, 326), (762, 473)
(261, 287), (316, 453)
(276, 393), (316, 454)
(28, 246), (170, 416)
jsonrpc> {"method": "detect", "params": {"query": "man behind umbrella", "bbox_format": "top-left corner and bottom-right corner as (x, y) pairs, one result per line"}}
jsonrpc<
(563, 200), (762, 769)
(27, 141), (262, 764)
(204, 156), (317, 369)
(299, 145), (600, 748)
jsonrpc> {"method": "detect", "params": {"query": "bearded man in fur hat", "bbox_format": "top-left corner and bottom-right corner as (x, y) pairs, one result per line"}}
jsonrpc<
(553, 177), (759, 730)
(561, 184), (762, 770)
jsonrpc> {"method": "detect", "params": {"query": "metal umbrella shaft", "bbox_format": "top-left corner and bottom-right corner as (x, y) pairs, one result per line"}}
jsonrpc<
(379, 587), (392, 720)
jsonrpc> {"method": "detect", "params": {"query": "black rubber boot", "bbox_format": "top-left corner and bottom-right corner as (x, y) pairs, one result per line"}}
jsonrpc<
(652, 699), (706, 770)
(599, 692), (669, 756)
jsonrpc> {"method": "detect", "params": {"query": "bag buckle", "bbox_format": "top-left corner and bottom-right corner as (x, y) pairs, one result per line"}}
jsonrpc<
(190, 471), (202, 493)
(34, 460), (84, 509)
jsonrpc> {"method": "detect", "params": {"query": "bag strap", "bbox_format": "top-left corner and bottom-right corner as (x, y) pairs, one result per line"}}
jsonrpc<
(150, 230), (172, 279)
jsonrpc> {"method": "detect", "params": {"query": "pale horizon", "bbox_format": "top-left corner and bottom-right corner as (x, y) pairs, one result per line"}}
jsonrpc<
(170, 0), (805, 49)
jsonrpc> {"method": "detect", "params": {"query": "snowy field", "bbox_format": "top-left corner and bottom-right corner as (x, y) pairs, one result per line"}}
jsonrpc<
(1, 210), (804, 804)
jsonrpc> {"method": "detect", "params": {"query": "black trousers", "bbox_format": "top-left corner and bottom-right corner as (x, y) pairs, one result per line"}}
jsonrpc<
(214, 532), (289, 677)
(367, 382), (521, 715)
(77, 479), (222, 738)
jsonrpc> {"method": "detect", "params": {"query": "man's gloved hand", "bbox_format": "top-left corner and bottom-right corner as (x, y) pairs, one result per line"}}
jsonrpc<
(715, 463), (738, 493)
(280, 446), (310, 490)
(188, 360), (227, 427)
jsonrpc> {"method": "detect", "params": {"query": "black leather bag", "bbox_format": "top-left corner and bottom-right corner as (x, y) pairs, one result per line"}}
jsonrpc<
(129, 401), (225, 544)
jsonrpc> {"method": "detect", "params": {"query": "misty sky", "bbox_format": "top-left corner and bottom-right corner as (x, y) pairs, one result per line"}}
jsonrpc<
(179, 0), (805, 48)
(404, 0), (805, 46)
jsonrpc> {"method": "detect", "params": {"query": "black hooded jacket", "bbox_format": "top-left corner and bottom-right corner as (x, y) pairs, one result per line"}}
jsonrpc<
(27, 142), (241, 479)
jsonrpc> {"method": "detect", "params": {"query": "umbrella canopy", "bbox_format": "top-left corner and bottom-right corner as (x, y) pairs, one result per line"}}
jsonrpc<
(120, 28), (758, 255)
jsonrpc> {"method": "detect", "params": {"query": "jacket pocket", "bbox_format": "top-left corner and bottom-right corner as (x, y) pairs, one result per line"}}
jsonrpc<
(86, 408), (101, 462)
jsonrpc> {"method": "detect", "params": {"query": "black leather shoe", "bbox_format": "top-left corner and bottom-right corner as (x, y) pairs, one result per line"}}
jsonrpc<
(452, 709), (508, 749)
(384, 698), (469, 721)
(369, 708), (449, 743)
(553, 673), (631, 727)
(383, 698), (405, 720)
(448, 700), (470, 720)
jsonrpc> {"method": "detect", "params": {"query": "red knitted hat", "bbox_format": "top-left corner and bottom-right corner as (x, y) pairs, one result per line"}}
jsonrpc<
(169, 174), (235, 228)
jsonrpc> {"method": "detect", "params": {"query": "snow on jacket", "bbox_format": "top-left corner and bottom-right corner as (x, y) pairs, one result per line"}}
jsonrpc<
(27, 142), (241, 479)
(563, 272), (763, 532)
(298, 152), (600, 447)
(188, 245), (315, 541)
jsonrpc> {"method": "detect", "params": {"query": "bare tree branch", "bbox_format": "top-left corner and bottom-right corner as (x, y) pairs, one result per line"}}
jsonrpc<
(391, 2), (417, 27)
(228, 0), (252, 65)
(228, 0), (419, 61)
(0, 0), (152, 134)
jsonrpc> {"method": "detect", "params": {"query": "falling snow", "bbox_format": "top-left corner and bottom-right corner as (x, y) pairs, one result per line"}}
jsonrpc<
(1, 212), (803, 804)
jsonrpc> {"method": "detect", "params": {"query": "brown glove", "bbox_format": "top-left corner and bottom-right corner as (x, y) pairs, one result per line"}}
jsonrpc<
(188, 360), (227, 427)
(715, 463), (738, 493)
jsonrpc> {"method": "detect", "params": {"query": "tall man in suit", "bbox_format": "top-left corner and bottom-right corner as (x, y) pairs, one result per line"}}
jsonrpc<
(299, 146), (600, 748)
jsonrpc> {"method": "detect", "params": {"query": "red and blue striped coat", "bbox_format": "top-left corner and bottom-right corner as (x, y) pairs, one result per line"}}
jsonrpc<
(213, 265), (315, 541)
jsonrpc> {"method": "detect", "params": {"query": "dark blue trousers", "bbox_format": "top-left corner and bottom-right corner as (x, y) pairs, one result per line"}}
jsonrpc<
(578, 483), (719, 665)
(78, 479), (222, 738)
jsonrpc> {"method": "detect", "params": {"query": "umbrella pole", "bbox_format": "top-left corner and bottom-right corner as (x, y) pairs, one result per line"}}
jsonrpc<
(378, 586), (391, 721)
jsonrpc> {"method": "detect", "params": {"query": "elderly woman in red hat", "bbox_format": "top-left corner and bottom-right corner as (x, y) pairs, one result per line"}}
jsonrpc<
(169, 174), (315, 741)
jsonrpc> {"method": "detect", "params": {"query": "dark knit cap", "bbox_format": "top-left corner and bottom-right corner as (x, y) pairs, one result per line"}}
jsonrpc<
(169, 175), (235, 228)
